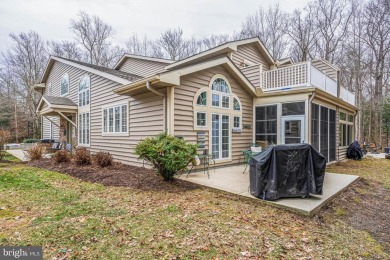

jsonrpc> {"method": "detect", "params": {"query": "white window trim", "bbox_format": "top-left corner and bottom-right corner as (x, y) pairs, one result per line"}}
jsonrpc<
(60, 73), (69, 96)
(233, 97), (241, 111)
(195, 91), (207, 107)
(78, 74), (90, 108)
(233, 115), (241, 129)
(101, 101), (129, 136)
(78, 112), (90, 147)
(209, 113), (232, 162)
(196, 112), (207, 127)
(211, 92), (230, 109)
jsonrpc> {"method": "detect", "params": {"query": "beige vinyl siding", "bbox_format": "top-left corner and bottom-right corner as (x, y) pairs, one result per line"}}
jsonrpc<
(174, 65), (254, 167)
(232, 43), (270, 70)
(42, 117), (59, 140)
(89, 75), (164, 166)
(312, 60), (338, 81)
(117, 58), (167, 77)
(44, 60), (165, 166)
(241, 65), (261, 88)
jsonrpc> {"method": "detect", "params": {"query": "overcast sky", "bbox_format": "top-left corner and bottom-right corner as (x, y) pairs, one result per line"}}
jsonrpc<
(0, 0), (309, 51)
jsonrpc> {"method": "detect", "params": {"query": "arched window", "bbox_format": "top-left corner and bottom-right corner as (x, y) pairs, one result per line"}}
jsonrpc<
(196, 91), (207, 106)
(211, 78), (230, 93)
(233, 98), (241, 111)
(78, 75), (90, 107)
(211, 78), (230, 108)
(60, 73), (69, 95)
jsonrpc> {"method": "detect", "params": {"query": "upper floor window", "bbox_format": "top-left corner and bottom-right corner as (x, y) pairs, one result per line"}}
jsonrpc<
(60, 73), (69, 95)
(196, 91), (207, 106)
(233, 98), (240, 111)
(211, 78), (230, 109)
(78, 75), (90, 107)
(211, 78), (230, 93)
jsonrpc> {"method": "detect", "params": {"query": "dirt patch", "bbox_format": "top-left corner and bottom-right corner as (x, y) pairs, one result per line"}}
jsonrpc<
(28, 159), (200, 193)
(320, 179), (390, 254)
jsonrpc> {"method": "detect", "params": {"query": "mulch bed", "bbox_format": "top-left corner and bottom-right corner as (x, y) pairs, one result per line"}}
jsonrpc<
(28, 159), (200, 193)
(320, 179), (390, 254)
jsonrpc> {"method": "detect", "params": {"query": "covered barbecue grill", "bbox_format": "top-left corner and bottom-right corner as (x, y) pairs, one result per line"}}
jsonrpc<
(249, 144), (326, 201)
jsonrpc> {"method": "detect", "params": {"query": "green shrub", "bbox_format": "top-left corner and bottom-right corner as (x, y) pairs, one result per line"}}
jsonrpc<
(53, 150), (71, 163)
(94, 151), (113, 167)
(74, 147), (92, 166)
(135, 133), (197, 181)
(22, 139), (40, 144)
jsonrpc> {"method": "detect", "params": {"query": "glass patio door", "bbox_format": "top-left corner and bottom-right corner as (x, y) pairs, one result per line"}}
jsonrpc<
(211, 114), (230, 159)
(282, 116), (305, 144)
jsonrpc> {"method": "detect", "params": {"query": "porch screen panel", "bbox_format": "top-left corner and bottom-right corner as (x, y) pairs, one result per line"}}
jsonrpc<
(311, 104), (319, 151)
(329, 109), (336, 162)
(255, 105), (277, 144)
(320, 107), (329, 162)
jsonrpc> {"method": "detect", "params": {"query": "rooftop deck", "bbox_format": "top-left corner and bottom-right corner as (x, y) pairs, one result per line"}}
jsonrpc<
(241, 60), (356, 106)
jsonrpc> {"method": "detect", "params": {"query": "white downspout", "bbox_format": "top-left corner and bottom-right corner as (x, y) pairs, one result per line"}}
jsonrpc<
(146, 81), (168, 134)
(146, 81), (165, 98)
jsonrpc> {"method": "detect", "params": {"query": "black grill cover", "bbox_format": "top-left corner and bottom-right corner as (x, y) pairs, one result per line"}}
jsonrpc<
(346, 141), (363, 160)
(249, 144), (326, 201)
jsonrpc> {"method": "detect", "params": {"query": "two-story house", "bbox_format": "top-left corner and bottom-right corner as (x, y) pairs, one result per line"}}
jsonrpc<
(35, 37), (357, 167)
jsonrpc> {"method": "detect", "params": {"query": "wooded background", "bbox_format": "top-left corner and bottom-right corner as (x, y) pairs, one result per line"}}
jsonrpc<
(0, 0), (389, 146)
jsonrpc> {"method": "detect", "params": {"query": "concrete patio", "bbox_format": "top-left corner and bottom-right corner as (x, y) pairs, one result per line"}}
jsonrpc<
(6, 149), (29, 161)
(184, 165), (359, 215)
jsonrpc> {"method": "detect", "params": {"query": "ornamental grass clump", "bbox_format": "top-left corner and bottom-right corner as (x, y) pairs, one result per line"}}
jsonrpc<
(27, 145), (44, 161)
(135, 133), (198, 181)
(53, 150), (71, 163)
(74, 147), (92, 166)
(94, 151), (113, 167)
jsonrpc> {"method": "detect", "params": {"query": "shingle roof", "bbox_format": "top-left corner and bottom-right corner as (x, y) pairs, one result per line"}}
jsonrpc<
(43, 96), (77, 106)
(55, 57), (143, 82)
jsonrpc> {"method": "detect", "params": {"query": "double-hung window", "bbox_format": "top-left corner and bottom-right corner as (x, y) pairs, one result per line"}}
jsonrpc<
(102, 104), (128, 134)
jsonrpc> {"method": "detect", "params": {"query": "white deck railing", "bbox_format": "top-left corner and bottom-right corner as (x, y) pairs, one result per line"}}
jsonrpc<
(340, 86), (355, 105)
(262, 62), (308, 90)
(260, 61), (355, 105)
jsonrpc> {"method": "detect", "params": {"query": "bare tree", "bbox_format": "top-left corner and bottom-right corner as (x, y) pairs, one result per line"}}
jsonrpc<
(1, 31), (47, 139)
(70, 11), (115, 66)
(361, 0), (390, 144)
(158, 28), (189, 60)
(286, 8), (318, 61)
(47, 40), (83, 60)
(238, 4), (289, 59)
(310, 0), (353, 63)
(125, 33), (155, 57)
(203, 34), (231, 49)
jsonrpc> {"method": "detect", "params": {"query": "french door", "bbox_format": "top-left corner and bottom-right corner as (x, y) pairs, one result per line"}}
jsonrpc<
(281, 116), (305, 144)
(211, 114), (230, 159)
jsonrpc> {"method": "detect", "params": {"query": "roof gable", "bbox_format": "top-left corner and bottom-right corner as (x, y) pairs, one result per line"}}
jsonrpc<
(40, 56), (142, 85)
(113, 54), (175, 70)
(165, 37), (275, 70)
(115, 56), (259, 97)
